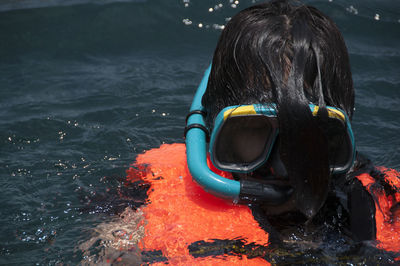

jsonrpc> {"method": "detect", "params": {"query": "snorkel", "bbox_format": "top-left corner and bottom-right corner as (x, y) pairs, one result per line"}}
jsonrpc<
(185, 66), (293, 204)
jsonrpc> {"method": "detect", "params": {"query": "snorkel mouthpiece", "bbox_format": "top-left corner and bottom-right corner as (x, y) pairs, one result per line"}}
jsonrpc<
(240, 179), (294, 205)
(185, 66), (292, 204)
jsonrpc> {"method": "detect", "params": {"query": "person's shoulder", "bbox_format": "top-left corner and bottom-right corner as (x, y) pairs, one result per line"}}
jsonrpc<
(350, 152), (400, 188)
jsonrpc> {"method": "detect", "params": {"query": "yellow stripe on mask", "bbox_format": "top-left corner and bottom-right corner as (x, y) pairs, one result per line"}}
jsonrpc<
(223, 105), (256, 120)
(312, 106), (345, 121)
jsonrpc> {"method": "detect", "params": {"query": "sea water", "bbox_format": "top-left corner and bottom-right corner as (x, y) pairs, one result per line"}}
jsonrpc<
(0, 0), (399, 264)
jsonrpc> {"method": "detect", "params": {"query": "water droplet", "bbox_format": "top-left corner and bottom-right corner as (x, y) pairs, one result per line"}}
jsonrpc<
(36, 228), (43, 235)
(346, 5), (358, 15)
(58, 131), (66, 140)
(182, 18), (192, 25)
(213, 24), (225, 30)
(183, 0), (190, 8)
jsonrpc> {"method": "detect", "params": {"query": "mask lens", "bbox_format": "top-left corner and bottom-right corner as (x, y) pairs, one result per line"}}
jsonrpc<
(325, 118), (353, 171)
(213, 115), (276, 171)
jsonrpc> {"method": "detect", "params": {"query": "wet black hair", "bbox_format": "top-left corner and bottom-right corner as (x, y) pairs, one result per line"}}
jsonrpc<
(202, 0), (354, 218)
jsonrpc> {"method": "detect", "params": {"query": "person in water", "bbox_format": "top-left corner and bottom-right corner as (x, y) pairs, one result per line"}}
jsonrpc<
(185, 0), (376, 241)
(82, 0), (399, 264)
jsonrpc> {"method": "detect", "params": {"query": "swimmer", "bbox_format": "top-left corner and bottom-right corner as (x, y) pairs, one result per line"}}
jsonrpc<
(81, 0), (400, 264)
(185, 0), (376, 241)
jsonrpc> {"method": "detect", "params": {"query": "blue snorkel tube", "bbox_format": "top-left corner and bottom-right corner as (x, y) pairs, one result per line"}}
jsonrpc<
(185, 66), (293, 204)
(185, 66), (241, 200)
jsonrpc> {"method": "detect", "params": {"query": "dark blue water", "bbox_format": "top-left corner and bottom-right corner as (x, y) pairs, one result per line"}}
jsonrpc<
(0, 0), (399, 264)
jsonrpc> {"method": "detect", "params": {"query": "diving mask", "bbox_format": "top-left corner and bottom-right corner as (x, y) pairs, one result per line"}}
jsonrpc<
(210, 104), (355, 174)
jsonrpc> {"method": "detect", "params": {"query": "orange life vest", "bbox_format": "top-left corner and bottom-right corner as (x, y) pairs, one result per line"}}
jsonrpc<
(126, 143), (400, 264)
(355, 167), (400, 253)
